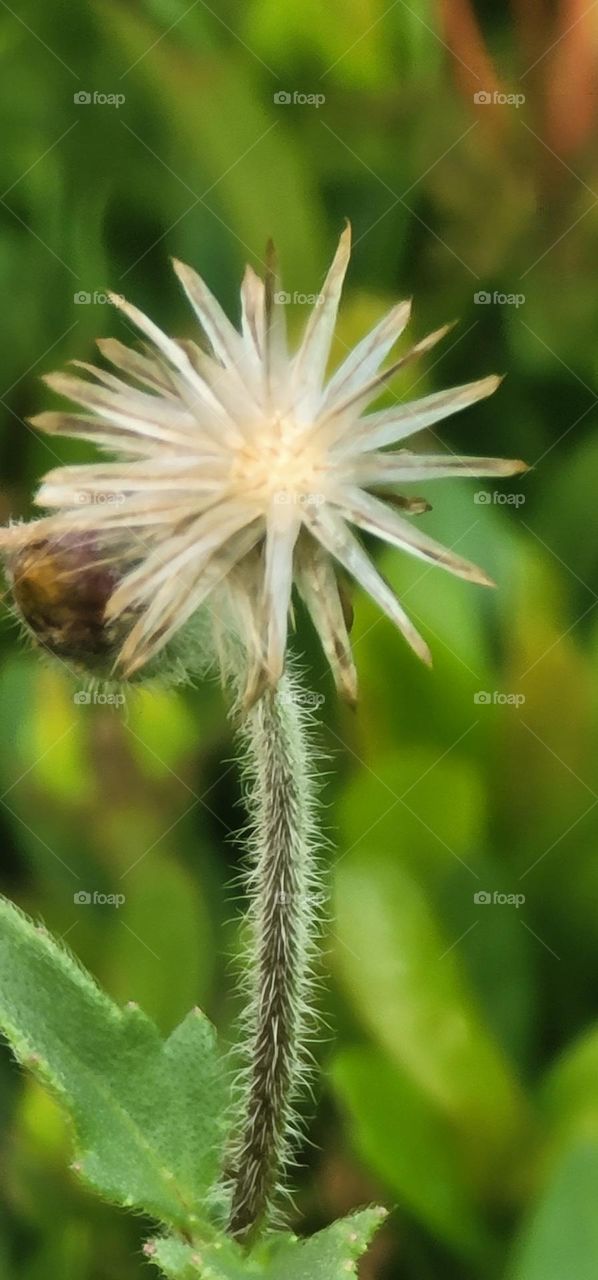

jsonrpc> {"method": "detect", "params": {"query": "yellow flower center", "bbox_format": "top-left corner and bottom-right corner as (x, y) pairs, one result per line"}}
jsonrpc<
(232, 416), (327, 510)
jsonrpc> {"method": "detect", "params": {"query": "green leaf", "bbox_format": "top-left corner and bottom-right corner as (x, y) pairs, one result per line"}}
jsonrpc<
(265, 1210), (387, 1280)
(331, 1047), (492, 1260)
(539, 1024), (598, 1158)
(150, 1208), (387, 1279)
(333, 847), (527, 1185)
(0, 896), (228, 1232)
(103, 853), (215, 1034)
(509, 1142), (598, 1280)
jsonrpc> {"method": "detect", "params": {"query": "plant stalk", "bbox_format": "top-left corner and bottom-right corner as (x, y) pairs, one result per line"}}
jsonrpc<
(227, 672), (319, 1243)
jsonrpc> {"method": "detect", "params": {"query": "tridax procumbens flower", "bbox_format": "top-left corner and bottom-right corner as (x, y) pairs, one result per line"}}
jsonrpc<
(3, 225), (526, 702)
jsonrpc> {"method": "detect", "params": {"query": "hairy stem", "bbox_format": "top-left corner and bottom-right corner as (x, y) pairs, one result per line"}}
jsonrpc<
(228, 671), (320, 1244)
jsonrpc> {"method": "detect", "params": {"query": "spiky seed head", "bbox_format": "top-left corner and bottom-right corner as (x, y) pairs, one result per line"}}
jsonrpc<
(4, 226), (526, 703)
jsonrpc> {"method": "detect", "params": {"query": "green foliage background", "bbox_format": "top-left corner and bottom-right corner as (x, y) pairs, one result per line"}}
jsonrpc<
(1, 2), (598, 1277)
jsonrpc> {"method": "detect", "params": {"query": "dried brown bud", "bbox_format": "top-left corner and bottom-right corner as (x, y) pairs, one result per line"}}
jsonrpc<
(3, 528), (130, 674)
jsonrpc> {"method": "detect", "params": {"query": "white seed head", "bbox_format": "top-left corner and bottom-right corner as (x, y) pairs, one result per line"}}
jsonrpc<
(15, 224), (526, 704)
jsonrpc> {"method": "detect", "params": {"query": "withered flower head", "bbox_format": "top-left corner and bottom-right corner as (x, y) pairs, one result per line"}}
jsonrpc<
(4, 226), (526, 702)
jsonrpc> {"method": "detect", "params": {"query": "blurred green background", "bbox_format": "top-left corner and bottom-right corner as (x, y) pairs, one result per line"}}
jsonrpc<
(1, 1), (598, 1277)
